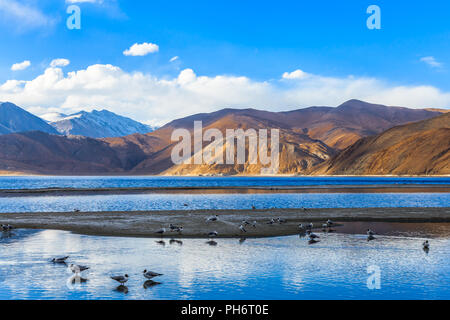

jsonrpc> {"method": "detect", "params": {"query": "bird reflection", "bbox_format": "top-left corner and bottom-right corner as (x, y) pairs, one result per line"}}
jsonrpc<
(115, 285), (129, 294)
(169, 239), (183, 246)
(143, 280), (162, 289)
(206, 240), (218, 246)
(155, 240), (166, 246)
(239, 237), (246, 244)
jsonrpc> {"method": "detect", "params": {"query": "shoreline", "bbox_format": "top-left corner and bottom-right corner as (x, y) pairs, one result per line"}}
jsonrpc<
(0, 184), (449, 197)
(1, 207), (449, 239)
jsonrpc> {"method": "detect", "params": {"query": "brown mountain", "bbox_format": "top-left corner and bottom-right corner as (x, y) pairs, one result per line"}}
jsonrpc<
(311, 113), (450, 176)
(0, 100), (444, 175)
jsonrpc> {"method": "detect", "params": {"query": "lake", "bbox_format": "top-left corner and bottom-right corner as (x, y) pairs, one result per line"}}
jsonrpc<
(0, 227), (449, 300)
(0, 176), (449, 190)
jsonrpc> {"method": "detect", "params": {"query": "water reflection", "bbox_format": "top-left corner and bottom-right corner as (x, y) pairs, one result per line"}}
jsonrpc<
(0, 227), (449, 300)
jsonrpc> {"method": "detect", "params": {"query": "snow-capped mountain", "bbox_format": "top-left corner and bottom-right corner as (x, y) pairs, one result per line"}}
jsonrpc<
(0, 102), (59, 135)
(49, 109), (155, 138)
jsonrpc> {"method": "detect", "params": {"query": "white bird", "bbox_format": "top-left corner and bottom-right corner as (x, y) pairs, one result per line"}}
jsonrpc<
(242, 219), (250, 226)
(143, 270), (163, 279)
(1, 224), (12, 231)
(208, 231), (218, 238)
(206, 215), (219, 222)
(267, 218), (276, 225)
(277, 218), (287, 224)
(111, 274), (129, 285)
(298, 223), (305, 230)
(69, 264), (89, 273)
(251, 221), (257, 228)
(156, 228), (166, 235)
(51, 256), (69, 264)
(239, 225), (247, 233)
(327, 219), (334, 226)
(367, 229), (375, 236)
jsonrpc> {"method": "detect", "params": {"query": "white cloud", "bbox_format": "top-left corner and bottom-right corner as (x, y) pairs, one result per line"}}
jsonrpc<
(420, 56), (443, 68)
(282, 69), (309, 80)
(10, 60), (31, 71)
(50, 59), (70, 68)
(170, 56), (179, 62)
(123, 42), (159, 57)
(0, 0), (55, 31)
(0, 64), (449, 126)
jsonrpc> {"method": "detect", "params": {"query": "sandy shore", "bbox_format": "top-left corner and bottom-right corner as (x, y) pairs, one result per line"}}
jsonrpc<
(0, 184), (449, 197)
(1, 207), (449, 238)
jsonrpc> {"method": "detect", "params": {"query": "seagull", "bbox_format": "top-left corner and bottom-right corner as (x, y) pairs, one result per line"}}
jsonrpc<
(169, 224), (183, 233)
(69, 264), (89, 273)
(208, 231), (218, 238)
(51, 256), (69, 264)
(143, 270), (163, 280)
(308, 232), (320, 239)
(423, 240), (430, 250)
(298, 224), (305, 230)
(239, 225), (247, 233)
(74, 209), (80, 213)
(267, 218), (276, 225)
(277, 218), (287, 224)
(305, 223), (313, 231)
(242, 220), (250, 226)
(206, 215), (219, 222)
(251, 221), (257, 228)
(367, 229), (375, 236)
(111, 274), (129, 285)
(326, 219), (334, 226)
(156, 228), (166, 235)
(1, 224), (13, 232)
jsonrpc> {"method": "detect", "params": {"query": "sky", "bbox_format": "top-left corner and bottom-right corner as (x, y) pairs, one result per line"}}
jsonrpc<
(0, 0), (449, 125)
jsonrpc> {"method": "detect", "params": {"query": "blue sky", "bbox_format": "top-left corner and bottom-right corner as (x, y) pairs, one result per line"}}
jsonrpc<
(0, 0), (449, 124)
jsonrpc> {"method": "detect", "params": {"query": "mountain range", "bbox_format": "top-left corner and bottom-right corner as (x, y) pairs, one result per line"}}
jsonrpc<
(0, 100), (448, 175)
(0, 102), (154, 138)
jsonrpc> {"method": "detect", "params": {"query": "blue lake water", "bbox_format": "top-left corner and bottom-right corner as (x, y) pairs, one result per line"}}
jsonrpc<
(0, 228), (449, 300)
(0, 193), (448, 213)
(0, 176), (449, 190)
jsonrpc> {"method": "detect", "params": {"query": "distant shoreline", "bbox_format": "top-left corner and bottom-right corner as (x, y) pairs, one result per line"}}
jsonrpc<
(1, 207), (449, 239)
(0, 173), (449, 177)
(0, 184), (449, 197)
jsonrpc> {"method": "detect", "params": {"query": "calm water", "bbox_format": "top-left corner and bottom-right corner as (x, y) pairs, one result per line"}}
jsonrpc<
(0, 228), (449, 300)
(0, 193), (448, 212)
(0, 176), (449, 190)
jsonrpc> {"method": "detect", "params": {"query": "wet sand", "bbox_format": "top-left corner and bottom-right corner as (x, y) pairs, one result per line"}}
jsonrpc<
(1, 207), (449, 238)
(0, 184), (449, 197)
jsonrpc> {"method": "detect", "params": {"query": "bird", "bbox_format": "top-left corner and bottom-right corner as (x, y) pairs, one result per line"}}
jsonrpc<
(266, 218), (276, 225)
(206, 215), (219, 222)
(367, 229), (375, 236)
(207, 231), (218, 238)
(1, 224), (13, 232)
(277, 218), (287, 224)
(143, 270), (163, 280)
(251, 221), (257, 228)
(308, 232), (320, 239)
(111, 274), (129, 285)
(326, 219), (334, 226)
(51, 256), (69, 264)
(423, 240), (430, 250)
(74, 209), (80, 213)
(156, 228), (166, 235)
(169, 224), (183, 233)
(69, 264), (89, 273)
(367, 235), (376, 241)
(298, 223), (305, 230)
(242, 220), (250, 226)
(252, 205), (256, 210)
(183, 203), (188, 207)
(239, 225), (247, 233)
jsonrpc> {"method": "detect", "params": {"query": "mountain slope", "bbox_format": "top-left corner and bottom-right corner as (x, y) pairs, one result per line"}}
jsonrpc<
(0, 102), (59, 135)
(50, 109), (154, 138)
(311, 113), (450, 175)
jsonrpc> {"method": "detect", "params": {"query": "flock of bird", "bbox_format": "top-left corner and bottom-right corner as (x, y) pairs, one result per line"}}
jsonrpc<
(49, 255), (164, 292)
